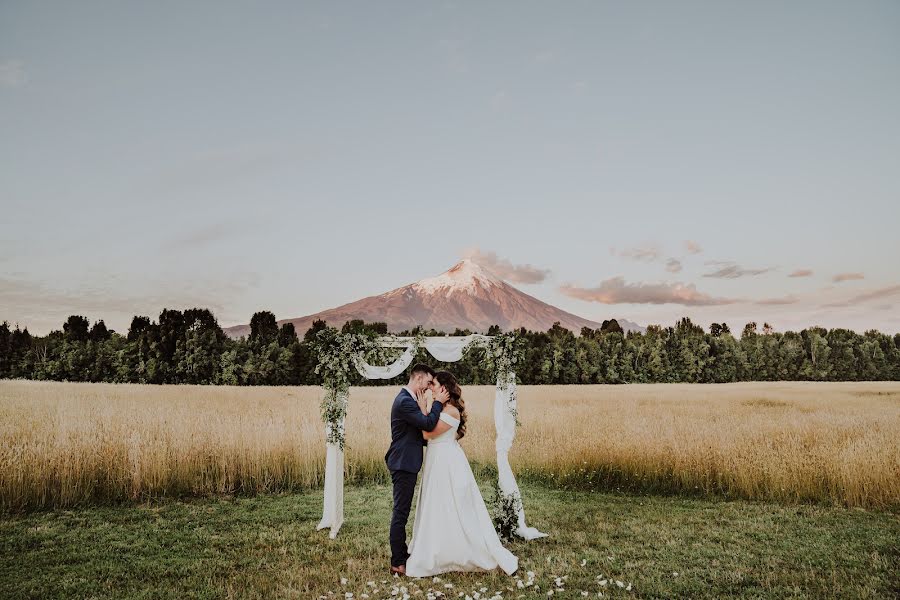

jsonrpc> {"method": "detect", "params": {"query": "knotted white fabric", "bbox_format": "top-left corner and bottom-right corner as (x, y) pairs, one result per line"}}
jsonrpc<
(353, 344), (417, 379)
(318, 335), (547, 541)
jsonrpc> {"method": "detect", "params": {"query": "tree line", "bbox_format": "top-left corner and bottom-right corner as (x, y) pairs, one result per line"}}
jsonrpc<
(1, 310), (898, 385)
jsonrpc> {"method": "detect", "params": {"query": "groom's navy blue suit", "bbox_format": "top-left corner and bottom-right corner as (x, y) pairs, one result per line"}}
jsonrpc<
(385, 386), (443, 568)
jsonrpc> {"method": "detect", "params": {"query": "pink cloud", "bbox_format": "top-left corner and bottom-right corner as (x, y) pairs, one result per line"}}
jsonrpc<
(684, 240), (703, 254)
(560, 276), (739, 306)
(463, 248), (550, 284)
(833, 272), (865, 283)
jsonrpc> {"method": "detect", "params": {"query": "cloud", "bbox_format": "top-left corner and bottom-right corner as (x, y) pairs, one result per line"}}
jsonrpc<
(168, 221), (246, 250)
(821, 284), (900, 308)
(613, 242), (704, 275)
(613, 244), (661, 262)
(665, 258), (682, 273)
(755, 295), (800, 305)
(559, 276), (740, 306)
(684, 240), (703, 254)
(702, 261), (773, 279)
(788, 269), (813, 278)
(0, 59), (25, 88)
(464, 248), (550, 284)
(833, 272), (864, 283)
(821, 300), (851, 308)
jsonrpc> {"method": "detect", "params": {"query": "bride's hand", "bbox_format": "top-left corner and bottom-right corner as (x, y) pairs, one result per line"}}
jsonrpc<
(436, 386), (450, 404)
(415, 388), (430, 414)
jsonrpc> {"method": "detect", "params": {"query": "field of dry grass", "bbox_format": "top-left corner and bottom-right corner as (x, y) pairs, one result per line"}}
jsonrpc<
(1, 380), (898, 511)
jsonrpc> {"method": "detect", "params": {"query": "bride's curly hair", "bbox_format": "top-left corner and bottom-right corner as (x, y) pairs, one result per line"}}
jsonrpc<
(435, 370), (466, 440)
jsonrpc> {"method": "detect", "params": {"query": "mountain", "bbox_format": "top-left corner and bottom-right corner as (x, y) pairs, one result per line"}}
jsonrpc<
(223, 259), (644, 339)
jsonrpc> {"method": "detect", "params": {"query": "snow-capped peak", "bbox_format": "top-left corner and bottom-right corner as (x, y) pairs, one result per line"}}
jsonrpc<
(412, 258), (504, 295)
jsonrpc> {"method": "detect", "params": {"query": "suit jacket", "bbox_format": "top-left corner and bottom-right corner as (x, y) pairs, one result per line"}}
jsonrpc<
(384, 387), (443, 473)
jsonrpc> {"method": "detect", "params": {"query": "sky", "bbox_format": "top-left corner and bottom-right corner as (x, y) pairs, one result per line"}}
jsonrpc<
(2, 1), (899, 336)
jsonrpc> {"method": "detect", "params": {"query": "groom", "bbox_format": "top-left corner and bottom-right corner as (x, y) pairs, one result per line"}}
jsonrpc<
(384, 363), (448, 575)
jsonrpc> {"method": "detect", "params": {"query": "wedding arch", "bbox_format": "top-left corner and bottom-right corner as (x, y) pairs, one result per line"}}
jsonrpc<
(311, 328), (548, 541)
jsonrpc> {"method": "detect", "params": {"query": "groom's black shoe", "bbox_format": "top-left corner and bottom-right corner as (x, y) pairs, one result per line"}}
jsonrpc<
(389, 565), (405, 576)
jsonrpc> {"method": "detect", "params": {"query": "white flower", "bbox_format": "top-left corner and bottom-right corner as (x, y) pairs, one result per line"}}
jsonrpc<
(341, 578), (348, 585)
(615, 581), (624, 588)
(672, 572), (679, 577)
(580, 559), (587, 567)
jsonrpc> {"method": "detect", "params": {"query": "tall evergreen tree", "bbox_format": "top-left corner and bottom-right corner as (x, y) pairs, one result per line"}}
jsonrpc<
(249, 311), (279, 347)
(63, 315), (90, 342)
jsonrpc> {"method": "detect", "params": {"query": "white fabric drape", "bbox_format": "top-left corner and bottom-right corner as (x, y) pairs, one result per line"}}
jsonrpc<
(319, 336), (547, 541)
(422, 334), (487, 362)
(353, 344), (417, 379)
(316, 393), (346, 539)
(494, 371), (548, 540)
(352, 335), (491, 379)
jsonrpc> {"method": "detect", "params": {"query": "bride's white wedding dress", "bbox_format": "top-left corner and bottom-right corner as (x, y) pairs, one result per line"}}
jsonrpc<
(404, 412), (518, 578)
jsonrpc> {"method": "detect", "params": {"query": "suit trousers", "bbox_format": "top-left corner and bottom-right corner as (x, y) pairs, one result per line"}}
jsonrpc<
(389, 469), (418, 567)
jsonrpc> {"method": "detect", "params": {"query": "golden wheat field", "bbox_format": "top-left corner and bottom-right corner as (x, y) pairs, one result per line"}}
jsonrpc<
(1, 379), (898, 512)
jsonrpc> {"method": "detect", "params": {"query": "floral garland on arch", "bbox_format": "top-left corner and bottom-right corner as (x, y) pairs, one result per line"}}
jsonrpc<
(310, 327), (425, 450)
(490, 479), (524, 542)
(463, 331), (526, 426)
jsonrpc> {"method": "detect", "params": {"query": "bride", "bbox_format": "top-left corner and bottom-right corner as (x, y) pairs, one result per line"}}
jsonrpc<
(404, 370), (518, 578)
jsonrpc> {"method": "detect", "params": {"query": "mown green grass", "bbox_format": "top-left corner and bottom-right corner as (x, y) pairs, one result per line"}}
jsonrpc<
(1, 479), (897, 599)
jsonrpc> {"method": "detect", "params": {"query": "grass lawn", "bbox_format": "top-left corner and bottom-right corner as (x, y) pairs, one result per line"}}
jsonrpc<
(1, 480), (897, 599)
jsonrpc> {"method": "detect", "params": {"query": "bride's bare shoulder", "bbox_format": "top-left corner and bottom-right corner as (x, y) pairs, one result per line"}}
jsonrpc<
(442, 404), (460, 418)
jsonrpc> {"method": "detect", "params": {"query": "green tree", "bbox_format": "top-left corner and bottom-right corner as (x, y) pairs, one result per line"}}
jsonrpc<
(127, 316), (152, 342)
(801, 327), (831, 380)
(89, 320), (111, 342)
(600, 319), (624, 335)
(277, 323), (298, 347)
(249, 311), (279, 347)
(63, 315), (90, 342)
